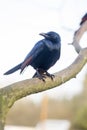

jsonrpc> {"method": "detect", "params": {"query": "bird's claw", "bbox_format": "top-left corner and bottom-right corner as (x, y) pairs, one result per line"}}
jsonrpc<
(33, 72), (46, 82)
(45, 71), (55, 80)
(38, 74), (46, 82)
(33, 70), (55, 82)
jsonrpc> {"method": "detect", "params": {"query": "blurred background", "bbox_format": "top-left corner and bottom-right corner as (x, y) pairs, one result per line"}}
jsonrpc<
(0, 0), (87, 130)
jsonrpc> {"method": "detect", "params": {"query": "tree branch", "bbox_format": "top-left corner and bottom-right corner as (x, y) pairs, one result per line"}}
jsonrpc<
(71, 21), (87, 53)
(0, 48), (87, 108)
(0, 15), (87, 130)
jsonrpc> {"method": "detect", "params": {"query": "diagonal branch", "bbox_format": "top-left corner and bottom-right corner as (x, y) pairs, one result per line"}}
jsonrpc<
(0, 48), (87, 108)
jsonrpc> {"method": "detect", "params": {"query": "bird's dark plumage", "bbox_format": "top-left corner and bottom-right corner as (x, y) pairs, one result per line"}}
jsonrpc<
(4, 31), (61, 81)
(80, 13), (87, 25)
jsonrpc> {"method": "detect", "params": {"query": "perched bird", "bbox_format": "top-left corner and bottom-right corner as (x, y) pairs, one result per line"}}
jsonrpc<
(4, 31), (61, 81)
(80, 13), (87, 25)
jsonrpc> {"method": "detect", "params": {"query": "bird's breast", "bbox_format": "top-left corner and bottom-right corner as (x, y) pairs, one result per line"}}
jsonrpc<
(31, 45), (60, 70)
(44, 40), (60, 51)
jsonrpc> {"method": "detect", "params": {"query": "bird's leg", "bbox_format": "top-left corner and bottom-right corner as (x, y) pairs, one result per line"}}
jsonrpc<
(33, 69), (46, 82)
(33, 69), (55, 81)
(45, 71), (55, 80)
(32, 72), (37, 78)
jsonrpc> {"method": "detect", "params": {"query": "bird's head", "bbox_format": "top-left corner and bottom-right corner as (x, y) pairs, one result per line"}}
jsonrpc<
(39, 31), (61, 43)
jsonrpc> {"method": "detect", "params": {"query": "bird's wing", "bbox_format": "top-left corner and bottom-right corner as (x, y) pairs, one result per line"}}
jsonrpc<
(20, 40), (45, 73)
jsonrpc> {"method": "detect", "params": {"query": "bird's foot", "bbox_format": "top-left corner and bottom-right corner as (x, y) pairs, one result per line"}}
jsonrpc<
(33, 69), (46, 82)
(45, 71), (55, 80)
(33, 69), (55, 82)
(36, 73), (46, 82)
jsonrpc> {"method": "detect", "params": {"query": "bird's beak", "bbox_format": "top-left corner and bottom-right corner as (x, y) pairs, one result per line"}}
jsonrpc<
(39, 33), (49, 38)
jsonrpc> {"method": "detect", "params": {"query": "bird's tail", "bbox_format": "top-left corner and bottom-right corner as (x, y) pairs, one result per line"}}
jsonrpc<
(4, 63), (22, 75)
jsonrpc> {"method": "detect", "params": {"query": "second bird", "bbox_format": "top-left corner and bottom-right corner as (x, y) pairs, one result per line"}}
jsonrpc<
(4, 31), (61, 81)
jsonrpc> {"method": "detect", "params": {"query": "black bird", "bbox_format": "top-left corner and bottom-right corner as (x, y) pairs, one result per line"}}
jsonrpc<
(4, 31), (61, 81)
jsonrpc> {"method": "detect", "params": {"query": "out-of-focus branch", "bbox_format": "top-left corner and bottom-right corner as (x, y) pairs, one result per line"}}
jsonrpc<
(71, 21), (87, 53)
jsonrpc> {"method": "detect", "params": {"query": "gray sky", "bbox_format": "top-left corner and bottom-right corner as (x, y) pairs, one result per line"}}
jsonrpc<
(0, 0), (87, 101)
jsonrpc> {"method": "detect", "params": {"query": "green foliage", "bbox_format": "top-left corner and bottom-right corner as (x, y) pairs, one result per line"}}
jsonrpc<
(70, 74), (87, 130)
(71, 106), (87, 130)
